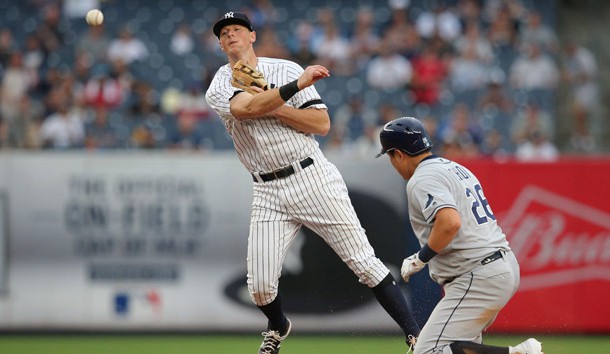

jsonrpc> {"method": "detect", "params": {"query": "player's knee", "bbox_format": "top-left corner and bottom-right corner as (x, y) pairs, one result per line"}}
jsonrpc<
(248, 282), (278, 306)
(355, 262), (390, 288)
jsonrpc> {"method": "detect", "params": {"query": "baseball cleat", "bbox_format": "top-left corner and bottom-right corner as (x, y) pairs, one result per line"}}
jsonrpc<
(510, 338), (543, 354)
(258, 319), (292, 354)
(405, 334), (417, 354)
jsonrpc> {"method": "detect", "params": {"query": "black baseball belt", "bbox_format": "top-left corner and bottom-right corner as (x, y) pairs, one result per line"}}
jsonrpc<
(252, 157), (314, 182)
(480, 250), (504, 265)
(442, 250), (505, 285)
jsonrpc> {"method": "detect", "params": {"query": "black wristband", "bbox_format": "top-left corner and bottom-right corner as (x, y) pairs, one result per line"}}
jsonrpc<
(418, 243), (438, 263)
(279, 80), (300, 101)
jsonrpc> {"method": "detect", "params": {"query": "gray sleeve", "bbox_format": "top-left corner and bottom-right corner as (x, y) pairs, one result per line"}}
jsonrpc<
(410, 177), (458, 224)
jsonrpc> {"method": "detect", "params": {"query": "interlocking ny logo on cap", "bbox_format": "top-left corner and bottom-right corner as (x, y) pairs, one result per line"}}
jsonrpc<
(224, 12), (234, 18)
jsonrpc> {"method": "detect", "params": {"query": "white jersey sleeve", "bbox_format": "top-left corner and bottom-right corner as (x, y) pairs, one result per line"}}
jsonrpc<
(204, 58), (327, 173)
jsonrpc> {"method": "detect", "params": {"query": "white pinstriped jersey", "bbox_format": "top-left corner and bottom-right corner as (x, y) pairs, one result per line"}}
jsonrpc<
(407, 156), (510, 285)
(204, 56), (390, 306)
(205, 57), (327, 174)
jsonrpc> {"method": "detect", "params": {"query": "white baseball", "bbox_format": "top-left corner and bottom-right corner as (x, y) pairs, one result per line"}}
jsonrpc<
(86, 9), (104, 26)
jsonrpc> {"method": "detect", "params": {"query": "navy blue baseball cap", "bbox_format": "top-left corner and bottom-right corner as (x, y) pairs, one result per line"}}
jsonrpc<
(213, 12), (253, 38)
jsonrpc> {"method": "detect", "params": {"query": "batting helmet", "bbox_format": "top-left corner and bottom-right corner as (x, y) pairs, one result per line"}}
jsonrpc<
(376, 117), (433, 157)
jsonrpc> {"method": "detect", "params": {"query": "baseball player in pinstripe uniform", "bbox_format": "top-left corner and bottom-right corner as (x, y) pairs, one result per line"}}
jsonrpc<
(377, 117), (544, 354)
(205, 12), (420, 354)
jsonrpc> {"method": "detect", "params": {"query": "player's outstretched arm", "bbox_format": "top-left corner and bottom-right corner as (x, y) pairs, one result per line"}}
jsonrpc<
(230, 65), (330, 120)
(272, 106), (330, 136)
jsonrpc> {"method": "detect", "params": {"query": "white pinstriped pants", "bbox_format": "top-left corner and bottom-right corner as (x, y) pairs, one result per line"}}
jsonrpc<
(246, 152), (390, 306)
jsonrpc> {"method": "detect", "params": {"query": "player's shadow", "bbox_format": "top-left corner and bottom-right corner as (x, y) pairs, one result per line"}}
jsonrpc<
(224, 189), (408, 314)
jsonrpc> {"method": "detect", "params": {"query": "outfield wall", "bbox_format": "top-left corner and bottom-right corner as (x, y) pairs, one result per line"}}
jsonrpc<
(0, 152), (608, 333)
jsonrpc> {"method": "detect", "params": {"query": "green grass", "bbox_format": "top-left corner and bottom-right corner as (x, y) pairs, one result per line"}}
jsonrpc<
(0, 334), (608, 354)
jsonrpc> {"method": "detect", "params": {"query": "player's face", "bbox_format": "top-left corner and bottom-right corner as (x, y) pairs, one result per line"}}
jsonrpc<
(388, 150), (410, 180)
(218, 25), (255, 55)
(388, 149), (417, 180)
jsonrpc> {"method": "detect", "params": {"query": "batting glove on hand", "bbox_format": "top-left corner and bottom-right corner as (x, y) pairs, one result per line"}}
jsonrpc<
(401, 253), (427, 283)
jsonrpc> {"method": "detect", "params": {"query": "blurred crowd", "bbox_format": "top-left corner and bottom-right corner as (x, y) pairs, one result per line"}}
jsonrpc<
(0, 0), (602, 161)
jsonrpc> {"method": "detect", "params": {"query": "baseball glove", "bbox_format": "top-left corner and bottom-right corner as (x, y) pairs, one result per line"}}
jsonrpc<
(231, 60), (269, 94)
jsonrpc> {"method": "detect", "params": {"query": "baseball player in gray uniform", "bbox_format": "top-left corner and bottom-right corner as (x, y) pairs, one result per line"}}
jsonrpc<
(205, 12), (419, 354)
(377, 117), (544, 354)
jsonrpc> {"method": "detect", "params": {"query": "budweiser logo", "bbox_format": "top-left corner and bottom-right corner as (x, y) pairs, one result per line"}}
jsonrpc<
(500, 185), (610, 291)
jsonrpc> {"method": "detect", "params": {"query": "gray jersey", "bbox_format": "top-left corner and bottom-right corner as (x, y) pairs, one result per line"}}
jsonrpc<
(407, 156), (510, 285)
(205, 57), (327, 174)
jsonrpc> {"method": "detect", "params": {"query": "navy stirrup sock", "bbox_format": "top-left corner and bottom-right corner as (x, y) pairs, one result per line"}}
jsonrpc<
(257, 295), (288, 331)
(371, 274), (421, 338)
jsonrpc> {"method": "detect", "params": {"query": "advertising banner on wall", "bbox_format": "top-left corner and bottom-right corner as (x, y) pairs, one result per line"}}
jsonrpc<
(1, 153), (609, 333)
(0, 152), (413, 332)
(460, 157), (610, 333)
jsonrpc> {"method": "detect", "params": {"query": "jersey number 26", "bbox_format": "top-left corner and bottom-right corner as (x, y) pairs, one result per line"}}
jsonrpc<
(465, 184), (496, 225)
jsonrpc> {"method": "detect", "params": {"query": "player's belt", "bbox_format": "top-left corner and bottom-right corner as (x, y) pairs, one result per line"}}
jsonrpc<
(442, 250), (506, 285)
(252, 157), (314, 182)
(480, 250), (504, 265)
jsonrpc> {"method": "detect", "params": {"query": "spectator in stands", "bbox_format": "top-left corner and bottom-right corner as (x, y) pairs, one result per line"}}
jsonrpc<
(480, 128), (511, 159)
(129, 80), (157, 115)
(76, 23), (110, 63)
(129, 125), (156, 149)
(107, 26), (149, 65)
(128, 82), (165, 147)
(167, 111), (207, 151)
(453, 21), (494, 64)
(170, 23), (194, 56)
(332, 94), (378, 144)
(72, 52), (92, 87)
(3, 95), (44, 149)
(311, 20), (352, 76)
(382, 1), (421, 60)
(348, 7), (380, 72)
(366, 37), (412, 91)
(341, 102), (400, 158)
(509, 42), (559, 90)
(109, 58), (134, 100)
(244, 0), (277, 29)
(83, 64), (124, 110)
(510, 101), (554, 146)
(562, 41), (599, 152)
(39, 99), (85, 149)
(485, 1), (521, 49)
(34, 4), (65, 56)
(0, 28), (17, 68)
(520, 10), (559, 54)
(254, 27), (290, 59)
(514, 129), (559, 162)
(22, 35), (45, 78)
(37, 67), (63, 114)
(415, 3), (461, 43)
(1, 52), (36, 127)
(457, 0), (483, 26)
(447, 43), (490, 92)
(176, 80), (212, 121)
(409, 44), (447, 106)
(438, 103), (484, 158)
(477, 78), (514, 115)
(287, 20), (317, 66)
(84, 107), (120, 149)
